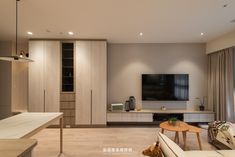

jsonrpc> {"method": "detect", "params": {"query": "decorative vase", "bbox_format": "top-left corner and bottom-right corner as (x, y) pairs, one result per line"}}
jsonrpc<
(129, 96), (136, 110)
(199, 105), (205, 111)
(125, 100), (130, 112)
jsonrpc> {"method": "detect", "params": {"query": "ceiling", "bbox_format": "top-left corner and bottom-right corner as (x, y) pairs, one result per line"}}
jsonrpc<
(0, 0), (235, 43)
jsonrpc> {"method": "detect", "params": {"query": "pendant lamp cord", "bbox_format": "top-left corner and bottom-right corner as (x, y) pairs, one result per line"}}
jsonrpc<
(16, 0), (19, 55)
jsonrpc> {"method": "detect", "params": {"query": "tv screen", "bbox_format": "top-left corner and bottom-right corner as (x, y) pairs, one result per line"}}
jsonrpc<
(142, 74), (189, 101)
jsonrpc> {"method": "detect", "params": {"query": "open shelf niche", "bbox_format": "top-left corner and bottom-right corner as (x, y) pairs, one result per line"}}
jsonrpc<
(61, 43), (74, 92)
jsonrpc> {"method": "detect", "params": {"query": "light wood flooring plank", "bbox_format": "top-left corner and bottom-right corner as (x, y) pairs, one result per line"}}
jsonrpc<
(31, 127), (216, 157)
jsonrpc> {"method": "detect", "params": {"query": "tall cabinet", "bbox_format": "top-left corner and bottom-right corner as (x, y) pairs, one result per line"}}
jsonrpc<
(75, 41), (107, 125)
(60, 42), (76, 127)
(28, 41), (60, 112)
(28, 40), (107, 126)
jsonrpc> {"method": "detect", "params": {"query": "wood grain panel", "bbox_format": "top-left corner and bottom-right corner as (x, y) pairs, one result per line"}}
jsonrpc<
(11, 62), (28, 112)
(0, 139), (37, 157)
(91, 41), (107, 125)
(44, 41), (60, 112)
(60, 93), (75, 101)
(0, 112), (62, 139)
(75, 41), (92, 125)
(28, 41), (45, 112)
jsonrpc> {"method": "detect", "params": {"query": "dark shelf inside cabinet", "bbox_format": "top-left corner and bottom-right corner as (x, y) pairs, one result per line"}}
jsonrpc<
(63, 48), (73, 51)
(62, 43), (74, 92)
(63, 76), (73, 78)
(63, 66), (73, 68)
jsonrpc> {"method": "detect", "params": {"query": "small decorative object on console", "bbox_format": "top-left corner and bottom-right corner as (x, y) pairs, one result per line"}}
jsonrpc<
(195, 96), (206, 111)
(125, 100), (130, 111)
(168, 117), (178, 126)
(160, 106), (166, 110)
(111, 103), (124, 111)
(199, 105), (205, 111)
(129, 96), (136, 110)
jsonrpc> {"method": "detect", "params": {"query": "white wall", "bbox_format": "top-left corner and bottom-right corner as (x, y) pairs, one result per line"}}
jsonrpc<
(108, 43), (207, 110)
(0, 41), (13, 119)
(11, 62), (28, 112)
(11, 42), (28, 112)
(206, 29), (235, 54)
(0, 41), (28, 119)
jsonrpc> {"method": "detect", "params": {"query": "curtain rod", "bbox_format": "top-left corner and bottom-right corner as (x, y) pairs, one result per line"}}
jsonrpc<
(207, 46), (235, 55)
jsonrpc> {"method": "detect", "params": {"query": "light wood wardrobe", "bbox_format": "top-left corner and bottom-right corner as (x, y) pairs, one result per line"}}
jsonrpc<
(28, 40), (107, 126)
(75, 41), (107, 125)
(28, 41), (60, 112)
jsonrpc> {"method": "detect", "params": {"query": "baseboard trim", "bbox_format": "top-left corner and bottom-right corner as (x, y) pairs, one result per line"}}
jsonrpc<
(47, 124), (107, 128)
(74, 124), (107, 128)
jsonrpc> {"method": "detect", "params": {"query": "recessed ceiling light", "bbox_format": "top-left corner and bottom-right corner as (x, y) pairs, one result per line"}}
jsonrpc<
(200, 32), (204, 36)
(68, 32), (74, 35)
(139, 32), (143, 36)
(27, 31), (33, 35)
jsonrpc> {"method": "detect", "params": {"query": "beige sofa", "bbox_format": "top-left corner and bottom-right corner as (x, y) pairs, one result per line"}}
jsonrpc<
(158, 132), (235, 157)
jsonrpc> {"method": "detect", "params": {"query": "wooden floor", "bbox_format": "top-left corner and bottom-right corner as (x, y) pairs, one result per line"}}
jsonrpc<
(31, 127), (216, 157)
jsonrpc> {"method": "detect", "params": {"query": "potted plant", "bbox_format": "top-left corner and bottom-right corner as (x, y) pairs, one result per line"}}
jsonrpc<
(168, 117), (178, 126)
(195, 96), (206, 111)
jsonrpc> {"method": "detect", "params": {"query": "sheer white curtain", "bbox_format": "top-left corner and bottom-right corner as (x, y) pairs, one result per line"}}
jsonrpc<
(208, 47), (235, 122)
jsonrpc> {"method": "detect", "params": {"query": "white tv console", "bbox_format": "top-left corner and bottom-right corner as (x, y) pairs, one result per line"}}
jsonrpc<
(107, 109), (215, 123)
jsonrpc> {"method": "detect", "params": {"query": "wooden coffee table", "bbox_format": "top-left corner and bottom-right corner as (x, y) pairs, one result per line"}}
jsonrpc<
(188, 125), (202, 150)
(160, 121), (189, 149)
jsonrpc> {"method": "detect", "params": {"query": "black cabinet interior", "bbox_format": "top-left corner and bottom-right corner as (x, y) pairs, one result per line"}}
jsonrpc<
(153, 113), (184, 122)
(62, 43), (74, 92)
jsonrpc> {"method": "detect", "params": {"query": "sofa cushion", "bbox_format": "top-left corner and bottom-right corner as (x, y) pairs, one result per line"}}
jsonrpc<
(185, 151), (223, 157)
(217, 150), (235, 157)
(158, 132), (186, 157)
(216, 122), (235, 149)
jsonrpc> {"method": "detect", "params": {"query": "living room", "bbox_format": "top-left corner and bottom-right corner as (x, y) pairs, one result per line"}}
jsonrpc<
(0, 0), (235, 157)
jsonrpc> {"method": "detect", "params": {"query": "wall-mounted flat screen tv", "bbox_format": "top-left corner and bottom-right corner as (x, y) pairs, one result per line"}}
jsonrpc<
(142, 74), (189, 101)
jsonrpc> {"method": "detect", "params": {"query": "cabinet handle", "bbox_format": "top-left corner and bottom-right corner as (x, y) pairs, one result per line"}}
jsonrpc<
(91, 90), (92, 124)
(44, 90), (46, 112)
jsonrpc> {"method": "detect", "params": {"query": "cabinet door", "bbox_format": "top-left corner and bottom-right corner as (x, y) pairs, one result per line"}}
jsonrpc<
(123, 113), (138, 122)
(28, 41), (45, 112)
(91, 41), (107, 125)
(199, 114), (215, 122)
(107, 113), (122, 122)
(44, 41), (60, 112)
(138, 113), (153, 122)
(184, 113), (200, 122)
(75, 41), (92, 125)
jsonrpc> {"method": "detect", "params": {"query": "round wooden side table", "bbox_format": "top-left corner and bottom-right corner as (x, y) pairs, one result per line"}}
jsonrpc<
(159, 121), (189, 150)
